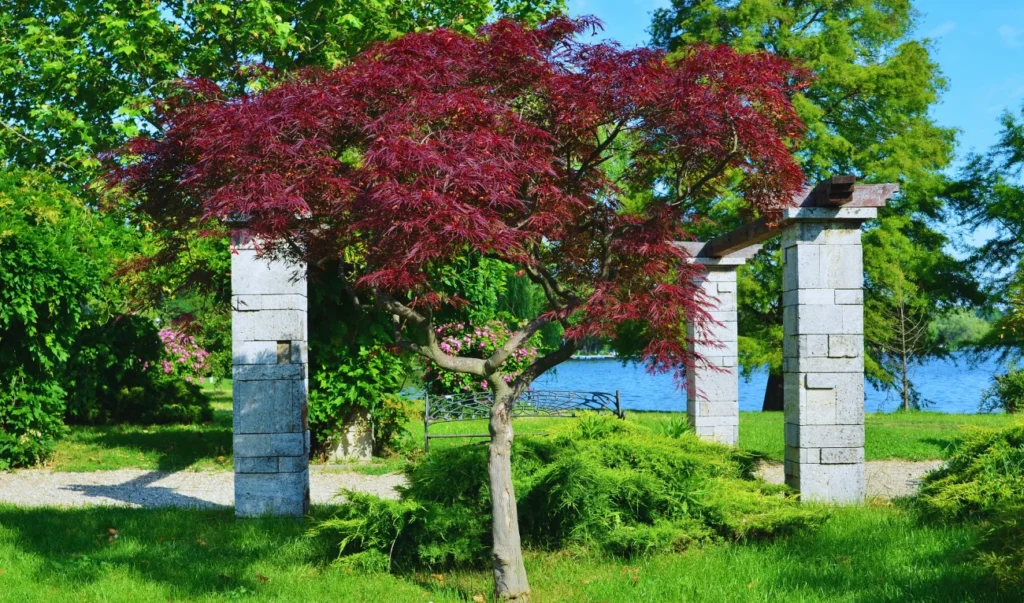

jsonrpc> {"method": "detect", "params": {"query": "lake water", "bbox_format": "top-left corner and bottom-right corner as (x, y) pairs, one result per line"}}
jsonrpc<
(531, 353), (1005, 414)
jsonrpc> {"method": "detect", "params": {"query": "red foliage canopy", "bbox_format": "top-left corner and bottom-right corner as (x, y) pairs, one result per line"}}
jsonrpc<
(109, 17), (807, 384)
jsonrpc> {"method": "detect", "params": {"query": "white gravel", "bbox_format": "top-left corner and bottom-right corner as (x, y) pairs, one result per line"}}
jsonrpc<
(756, 459), (944, 499)
(0, 466), (406, 509)
(0, 460), (942, 509)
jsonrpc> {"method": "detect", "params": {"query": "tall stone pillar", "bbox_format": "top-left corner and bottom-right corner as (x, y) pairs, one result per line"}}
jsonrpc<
(781, 207), (875, 503)
(685, 250), (757, 446)
(231, 232), (310, 518)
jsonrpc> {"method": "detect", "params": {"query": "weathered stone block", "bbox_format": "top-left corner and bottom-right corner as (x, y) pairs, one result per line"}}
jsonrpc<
(788, 424), (864, 448)
(783, 354), (864, 374)
(258, 294), (308, 311)
(828, 335), (862, 358)
(232, 309), (307, 342)
(235, 470), (310, 517)
(235, 457), (279, 474)
(278, 455), (309, 473)
(329, 409), (375, 461)
(820, 244), (864, 289)
(270, 432), (307, 456)
(786, 445), (820, 464)
(788, 462), (864, 503)
(234, 379), (307, 434)
(783, 288), (835, 307)
(233, 341), (282, 365)
(233, 363), (306, 382)
(232, 249), (307, 296)
(834, 289), (863, 305)
(840, 305), (864, 335)
(234, 434), (272, 458)
(820, 447), (864, 464)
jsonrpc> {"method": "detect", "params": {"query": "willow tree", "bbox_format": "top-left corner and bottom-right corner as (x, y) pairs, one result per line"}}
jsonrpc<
(109, 18), (806, 600)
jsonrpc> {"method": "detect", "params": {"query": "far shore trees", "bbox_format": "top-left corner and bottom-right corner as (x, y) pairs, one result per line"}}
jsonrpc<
(109, 18), (808, 600)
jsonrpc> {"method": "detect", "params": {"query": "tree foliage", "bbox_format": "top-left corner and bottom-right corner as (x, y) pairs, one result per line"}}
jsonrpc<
(946, 105), (1024, 348)
(0, 169), (102, 467)
(0, 0), (565, 177)
(109, 17), (808, 598)
(651, 0), (978, 407)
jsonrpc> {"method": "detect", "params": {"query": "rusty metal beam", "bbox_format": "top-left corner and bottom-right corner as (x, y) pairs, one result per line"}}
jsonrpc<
(678, 177), (899, 259)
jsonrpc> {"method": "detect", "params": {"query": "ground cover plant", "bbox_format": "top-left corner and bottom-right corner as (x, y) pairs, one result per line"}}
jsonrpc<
(311, 415), (825, 570)
(917, 424), (1024, 590)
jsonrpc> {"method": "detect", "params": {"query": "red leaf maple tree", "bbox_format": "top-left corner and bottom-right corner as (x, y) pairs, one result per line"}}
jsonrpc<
(109, 17), (806, 600)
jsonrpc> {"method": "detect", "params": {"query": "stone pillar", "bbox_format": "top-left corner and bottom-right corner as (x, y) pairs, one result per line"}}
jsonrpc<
(781, 207), (875, 503)
(685, 251), (756, 446)
(231, 232), (310, 518)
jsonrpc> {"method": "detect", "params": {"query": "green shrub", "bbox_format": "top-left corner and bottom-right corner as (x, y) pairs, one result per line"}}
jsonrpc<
(64, 315), (163, 424)
(981, 367), (1024, 414)
(309, 345), (414, 457)
(917, 425), (1024, 521)
(917, 424), (1024, 589)
(64, 316), (212, 425)
(111, 376), (212, 424)
(310, 415), (825, 570)
(0, 170), (102, 468)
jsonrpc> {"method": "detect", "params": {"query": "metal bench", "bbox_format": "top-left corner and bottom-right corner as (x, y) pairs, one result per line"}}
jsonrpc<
(423, 389), (623, 452)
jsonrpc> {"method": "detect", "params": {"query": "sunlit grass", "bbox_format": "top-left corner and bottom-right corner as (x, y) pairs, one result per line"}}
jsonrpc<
(0, 504), (1009, 602)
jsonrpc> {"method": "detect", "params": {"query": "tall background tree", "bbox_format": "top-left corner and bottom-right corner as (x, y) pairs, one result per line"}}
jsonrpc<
(946, 105), (1024, 350)
(1, 0), (565, 178)
(109, 17), (808, 598)
(651, 0), (980, 410)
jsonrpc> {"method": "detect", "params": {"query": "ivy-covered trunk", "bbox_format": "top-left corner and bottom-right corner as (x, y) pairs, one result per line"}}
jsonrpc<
(487, 386), (530, 601)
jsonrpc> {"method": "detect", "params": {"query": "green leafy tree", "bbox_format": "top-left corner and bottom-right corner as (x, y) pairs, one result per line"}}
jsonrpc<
(0, 169), (103, 467)
(945, 105), (1024, 348)
(1, 0), (565, 178)
(651, 0), (978, 409)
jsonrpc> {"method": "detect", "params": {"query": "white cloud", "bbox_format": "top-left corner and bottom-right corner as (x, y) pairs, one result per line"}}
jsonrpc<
(999, 25), (1024, 48)
(926, 21), (956, 39)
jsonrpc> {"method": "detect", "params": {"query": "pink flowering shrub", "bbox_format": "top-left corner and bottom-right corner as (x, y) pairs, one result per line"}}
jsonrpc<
(154, 328), (211, 384)
(423, 320), (538, 395)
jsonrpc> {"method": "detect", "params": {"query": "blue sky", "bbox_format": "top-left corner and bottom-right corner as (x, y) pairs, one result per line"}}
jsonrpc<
(568, 0), (1024, 165)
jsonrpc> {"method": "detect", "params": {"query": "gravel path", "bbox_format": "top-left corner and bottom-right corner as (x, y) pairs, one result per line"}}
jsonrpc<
(0, 466), (406, 509)
(757, 459), (944, 499)
(0, 460), (942, 509)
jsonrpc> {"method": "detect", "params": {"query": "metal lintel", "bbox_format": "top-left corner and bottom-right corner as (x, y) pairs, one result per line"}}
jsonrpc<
(685, 178), (898, 259)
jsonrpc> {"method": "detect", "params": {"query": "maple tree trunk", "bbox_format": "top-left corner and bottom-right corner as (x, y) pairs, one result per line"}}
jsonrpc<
(488, 392), (530, 601)
(762, 371), (784, 411)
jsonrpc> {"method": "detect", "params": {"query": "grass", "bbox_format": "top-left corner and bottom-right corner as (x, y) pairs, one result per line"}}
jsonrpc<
(0, 503), (1009, 602)
(38, 380), (1022, 472)
(737, 411), (1023, 462)
(415, 410), (1022, 463)
(46, 383), (234, 473)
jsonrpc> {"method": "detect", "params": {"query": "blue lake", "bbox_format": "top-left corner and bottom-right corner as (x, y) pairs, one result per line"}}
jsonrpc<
(531, 353), (1004, 414)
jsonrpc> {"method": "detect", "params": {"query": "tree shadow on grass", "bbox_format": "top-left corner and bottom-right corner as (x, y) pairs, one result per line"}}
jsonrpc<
(920, 436), (962, 459)
(0, 505), (334, 599)
(63, 420), (233, 472)
(62, 471), (229, 509)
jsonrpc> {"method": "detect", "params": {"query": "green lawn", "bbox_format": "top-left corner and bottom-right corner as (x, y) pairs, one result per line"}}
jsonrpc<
(0, 504), (1008, 602)
(47, 384), (234, 473)
(41, 382), (1022, 472)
